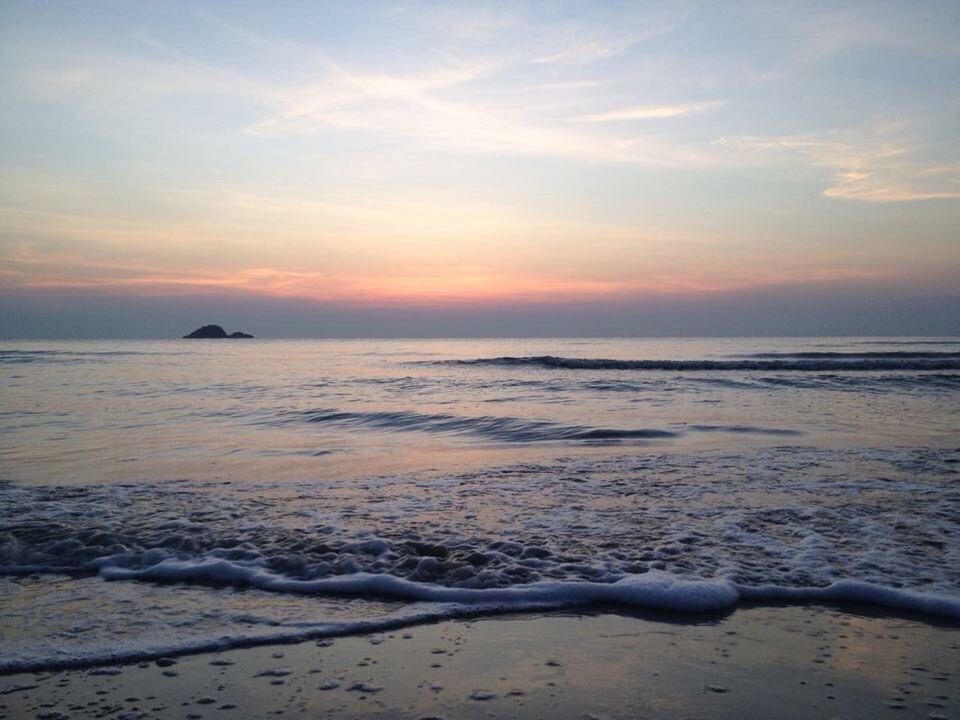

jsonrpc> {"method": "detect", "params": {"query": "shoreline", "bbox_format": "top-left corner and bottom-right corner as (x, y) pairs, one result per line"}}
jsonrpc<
(3, 571), (960, 676)
(2, 605), (957, 720)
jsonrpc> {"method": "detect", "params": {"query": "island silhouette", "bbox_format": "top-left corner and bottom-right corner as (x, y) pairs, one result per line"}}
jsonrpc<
(183, 324), (254, 339)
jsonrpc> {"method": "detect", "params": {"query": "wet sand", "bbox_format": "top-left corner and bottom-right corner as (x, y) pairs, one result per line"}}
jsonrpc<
(2, 604), (957, 720)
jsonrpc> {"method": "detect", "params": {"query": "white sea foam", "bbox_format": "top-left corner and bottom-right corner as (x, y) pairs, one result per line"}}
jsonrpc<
(99, 562), (741, 611)
(1, 445), (958, 672)
(2, 570), (956, 674)
(101, 559), (960, 619)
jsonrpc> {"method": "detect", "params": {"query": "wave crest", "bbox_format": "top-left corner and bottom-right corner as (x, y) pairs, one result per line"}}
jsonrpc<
(433, 355), (960, 371)
(298, 408), (678, 443)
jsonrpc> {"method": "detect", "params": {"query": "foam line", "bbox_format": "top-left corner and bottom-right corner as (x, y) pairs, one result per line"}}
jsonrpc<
(100, 560), (960, 619)
(3, 567), (956, 674)
(100, 561), (738, 611)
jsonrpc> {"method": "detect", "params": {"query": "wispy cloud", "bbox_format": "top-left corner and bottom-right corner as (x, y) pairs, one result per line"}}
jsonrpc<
(716, 124), (960, 202)
(580, 100), (728, 122)
(153, 4), (701, 165)
(0, 9), (707, 167)
(732, 3), (960, 83)
(407, 0), (692, 66)
(527, 38), (646, 66)
(240, 56), (714, 165)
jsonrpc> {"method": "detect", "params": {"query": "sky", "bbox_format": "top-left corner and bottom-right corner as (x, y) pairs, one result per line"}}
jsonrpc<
(1, 0), (958, 338)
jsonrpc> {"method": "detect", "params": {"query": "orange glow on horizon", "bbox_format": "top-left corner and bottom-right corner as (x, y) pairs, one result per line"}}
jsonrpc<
(3, 263), (904, 308)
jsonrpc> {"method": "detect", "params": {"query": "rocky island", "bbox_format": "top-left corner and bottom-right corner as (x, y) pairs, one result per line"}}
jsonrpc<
(183, 324), (254, 339)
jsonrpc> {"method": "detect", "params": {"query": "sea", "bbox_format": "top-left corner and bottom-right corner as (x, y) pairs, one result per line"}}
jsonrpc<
(1, 337), (958, 672)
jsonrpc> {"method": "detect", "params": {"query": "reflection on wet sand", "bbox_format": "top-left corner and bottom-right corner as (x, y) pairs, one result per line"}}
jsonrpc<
(3, 605), (956, 720)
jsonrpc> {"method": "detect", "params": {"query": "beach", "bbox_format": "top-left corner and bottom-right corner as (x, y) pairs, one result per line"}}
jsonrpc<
(2, 605), (957, 719)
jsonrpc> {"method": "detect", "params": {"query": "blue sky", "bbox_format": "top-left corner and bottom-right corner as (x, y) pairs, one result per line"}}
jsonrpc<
(1, 0), (958, 337)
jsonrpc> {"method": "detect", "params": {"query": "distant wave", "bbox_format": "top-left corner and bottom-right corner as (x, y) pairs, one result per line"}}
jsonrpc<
(432, 355), (960, 371)
(292, 408), (801, 443)
(299, 408), (678, 443)
(857, 339), (960, 346)
(738, 351), (960, 359)
(509, 374), (960, 393)
(687, 424), (801, 436)
(0, 349), (180, 364)
(751, 373), (960, 391)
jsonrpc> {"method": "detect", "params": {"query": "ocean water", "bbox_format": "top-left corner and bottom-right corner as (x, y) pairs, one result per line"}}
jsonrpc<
(1, 337), (958, 671)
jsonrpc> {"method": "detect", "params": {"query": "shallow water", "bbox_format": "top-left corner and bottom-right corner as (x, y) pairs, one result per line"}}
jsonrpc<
(1, 337), (958, 670)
